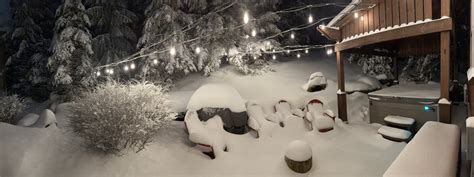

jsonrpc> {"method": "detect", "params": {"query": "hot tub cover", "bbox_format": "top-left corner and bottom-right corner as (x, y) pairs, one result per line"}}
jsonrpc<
(368, 83), (440, 100)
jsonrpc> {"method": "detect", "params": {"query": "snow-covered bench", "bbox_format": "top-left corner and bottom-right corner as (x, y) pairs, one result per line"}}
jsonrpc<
(383, 121), (460, 177)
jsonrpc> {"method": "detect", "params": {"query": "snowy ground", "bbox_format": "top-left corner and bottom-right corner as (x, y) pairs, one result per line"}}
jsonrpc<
(0, 53), (406, 177)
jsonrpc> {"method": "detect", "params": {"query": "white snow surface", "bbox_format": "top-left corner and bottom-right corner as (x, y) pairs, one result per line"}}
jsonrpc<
(187, 83), (246, 112)
(0, 54), (406, 177)
(439, 98), (451, 104)
(384, 115), (415, 126)
(185, 110), (226, 155)
(467, 117), (474, 128)
(314, 116), (335, 131)
(369, 83), (440, 100)
(285, 140), (312, 161)
(378, 126), (412, 140)
(468, 67), (474, 81)
(17, 113), (39, 127)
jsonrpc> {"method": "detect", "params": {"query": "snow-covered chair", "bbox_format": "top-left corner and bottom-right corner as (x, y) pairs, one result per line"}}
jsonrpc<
(275, 100), (293, 118)
(247, 103), (267, 138)
(266, 112), (285, 127)
(383, 121), (459, 177)
(184, 110), (227, 159)
(304, 99), (335, 132)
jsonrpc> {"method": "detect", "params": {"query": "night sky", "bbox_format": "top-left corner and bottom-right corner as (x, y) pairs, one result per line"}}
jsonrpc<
(0, 0), (10, 31)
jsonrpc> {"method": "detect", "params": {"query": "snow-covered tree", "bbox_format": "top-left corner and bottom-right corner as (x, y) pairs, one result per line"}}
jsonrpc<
(48, 0), (94, 95)
(399, 55), (439, 83)
(348, 54), (394, 80)
(4, 0), (58, 100)
(137, 0), (281, 81)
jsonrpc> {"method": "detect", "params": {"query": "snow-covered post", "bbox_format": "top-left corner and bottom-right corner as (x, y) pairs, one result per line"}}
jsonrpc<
(336, 51), (348, 121)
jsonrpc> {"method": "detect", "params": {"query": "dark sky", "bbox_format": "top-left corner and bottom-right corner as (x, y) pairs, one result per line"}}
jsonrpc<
(0, 0), (10, 31)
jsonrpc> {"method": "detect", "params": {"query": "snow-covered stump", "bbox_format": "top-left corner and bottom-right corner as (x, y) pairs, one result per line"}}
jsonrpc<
(285, 140), (312, 173)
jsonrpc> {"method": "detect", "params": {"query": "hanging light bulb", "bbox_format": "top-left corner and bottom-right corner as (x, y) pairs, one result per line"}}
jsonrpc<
(96, 71), (101, 76)
(297, 53), (301, 58)
(195, 47), (201, 54)
(244, 35), (249, 39)
(251, 29), (257, 37)
(290, 33), (295, 39)
(326, 48), (334, 55)
(320, 25), (326, 30)
(130, 63), (136, 70)
(170, 47), (176, 56)
(272, 55), (276, 60)
(354, 12), (359, 19)
(286, 49), (290, 54)
(109, 69), (114, 74)
(243, 11), (249, 24)
(360, 16), (364, 21)
(153, 59), (158, 65)
(305, 49), (309, 54)
(308, 14), (313, 23)
(124, 65), (129, 71)
(266, 41), (271, 46)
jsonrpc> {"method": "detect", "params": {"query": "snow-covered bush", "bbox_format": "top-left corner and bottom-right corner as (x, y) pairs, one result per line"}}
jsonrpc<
(399, 55), (439, 83)
(0, 95), (25, 124)
(348, 54), (394, 80)
(70, 82), (176, 154)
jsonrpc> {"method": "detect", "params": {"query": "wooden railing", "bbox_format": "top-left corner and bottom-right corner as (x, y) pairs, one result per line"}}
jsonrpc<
(340, 0), (442, 40)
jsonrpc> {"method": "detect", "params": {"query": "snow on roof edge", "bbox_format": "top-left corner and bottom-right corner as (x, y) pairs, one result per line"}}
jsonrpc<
(327, 0), (361, 27)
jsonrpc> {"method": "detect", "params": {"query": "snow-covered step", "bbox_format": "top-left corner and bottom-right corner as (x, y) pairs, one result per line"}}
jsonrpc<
(384, 115), (415, 130)
(378, 126), (412, 142)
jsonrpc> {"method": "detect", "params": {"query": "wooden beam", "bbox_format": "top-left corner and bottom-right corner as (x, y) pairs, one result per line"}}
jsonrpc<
(344, 48), (396, 57)
(335, 18), (452, 51)
(317, 26), (341, 41)
(439, 31), (451, 123)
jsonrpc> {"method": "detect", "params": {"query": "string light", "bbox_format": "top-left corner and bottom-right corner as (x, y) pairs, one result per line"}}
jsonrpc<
(305, 49), (309, 54)
(286, 49), (290, 54)
(290, 33), (295, 39)
(354, 12), (359, 18)
(297, 53), (301, 58)
(326, 48), (333, 55)
(170, 47), (176, 56)
(360, 16), (364, 21)
(130, 63), (136, 70)
(244, 35), (249, 39)
(266, 41), (271, 46)
(96, 71), (101, 76)
(153, 59), (158, 64)
(272, 55), (276, 60)
(243, 11), (249, 24)
(108, 69), (114, 74)
(195, 47), (201, 54)
(251, 29), (257, 37)
(308, 14), (313, 23)
(124, 65), (129, 71)
(320, 25), (326, 30)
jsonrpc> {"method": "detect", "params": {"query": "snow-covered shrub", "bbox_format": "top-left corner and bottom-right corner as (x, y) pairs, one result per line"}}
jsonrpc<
(70, 82), (176, 154)
(0, 95), (25, 124)
(399, 55), (439, 83)
(348, 54), (394, 80)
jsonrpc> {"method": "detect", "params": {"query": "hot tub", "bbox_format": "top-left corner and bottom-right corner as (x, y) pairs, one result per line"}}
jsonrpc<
(368, 83), (440, 131)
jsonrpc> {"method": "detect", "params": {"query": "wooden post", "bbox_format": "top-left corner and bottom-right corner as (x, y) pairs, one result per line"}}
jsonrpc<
(336, 51), (348, 121)
(393, 52), (399, 84)
(438, 0), (451, 123)
(439, 31), (451, 123)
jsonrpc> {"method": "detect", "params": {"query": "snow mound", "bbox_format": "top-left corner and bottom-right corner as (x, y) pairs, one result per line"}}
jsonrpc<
(291, 109), (304, 117)
(378, 126), (411, 140)
(285, 140), (312, 161)
(356, 75), (382, 90)
(439, 98), (451, 104)
(185, 110), (226, 154)
(302, 72), (327, 92)
(314, 116), (334, 132)
(32, 109), (57, 128)
(17, 113), (40, 127)
(187, 84), (246, 113)
(467, 117), (474, 128)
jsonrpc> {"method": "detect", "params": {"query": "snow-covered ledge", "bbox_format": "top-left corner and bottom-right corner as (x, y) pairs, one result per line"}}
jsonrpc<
(438, 98), (452, 105)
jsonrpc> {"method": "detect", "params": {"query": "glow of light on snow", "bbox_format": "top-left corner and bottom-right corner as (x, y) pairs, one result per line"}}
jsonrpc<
(243, 11), (249, 24)
(297, 53), (301, 58)
(124, 65), (129, 71)
(195, 47), (201, 54)
(326, 48), (333, 55)
(251, 29), (257, 37)
(308, 14), (313, 23)
(170, 47), (176, 56)
(130, 63), (136, 70)
(290, 33), (295, 39)
(153, 59), (158, 64)
(354, 12), (359, 18)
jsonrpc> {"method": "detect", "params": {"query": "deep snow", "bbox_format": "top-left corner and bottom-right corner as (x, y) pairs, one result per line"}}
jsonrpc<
(0, 53), (406, 177)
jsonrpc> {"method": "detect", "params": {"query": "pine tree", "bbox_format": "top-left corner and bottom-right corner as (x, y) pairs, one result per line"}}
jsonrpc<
(48, 0), (94, 95)
(137, 0), (281, 81)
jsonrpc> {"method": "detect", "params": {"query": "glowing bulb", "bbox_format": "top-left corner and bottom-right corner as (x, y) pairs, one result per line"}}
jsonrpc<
(272, 55), (276, 60)
(130, 63), (136, 70)
(272, 49), (276, 53)
(286, 50), (290, 54)
(153, 59), (158, 64)
(354, 12), (359, 18)
(251, 29), (257, 37)
(244, 35), (249, 39)
(96, 71), (101, 76)
(170, 47), (176, 56)
(266, 41), (270, 46)
(305, 49), (309, 54)
(290, 33), (295, 39)
(244, 11), (249, 24)
(109, 69), (114, 74)
(195, 47), (201, 54)
(360, 16), (364, 21)
(326, 48), (334, 55)
(253, 56), (257, 60)
(297, 53), (301, 58)
(320, 25), (326, 30)
(308, 15), (313, 23)
(124, 65), (129, 71)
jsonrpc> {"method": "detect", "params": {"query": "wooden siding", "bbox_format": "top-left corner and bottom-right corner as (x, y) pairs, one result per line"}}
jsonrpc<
(340, 0), (443, 40)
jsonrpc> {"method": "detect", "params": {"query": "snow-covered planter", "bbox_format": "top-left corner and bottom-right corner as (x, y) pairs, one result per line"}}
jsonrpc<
(0, 95), (25, 124)
(187, 84), (248, 134)
(70, 82), (175, 154)
(302, 72), (327, 92)
(285, 140), (312, 173)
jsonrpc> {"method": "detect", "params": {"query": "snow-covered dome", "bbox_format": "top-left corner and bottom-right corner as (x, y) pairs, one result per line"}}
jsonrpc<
(187, 84), (246, 113)
(285, 140), (312, 161)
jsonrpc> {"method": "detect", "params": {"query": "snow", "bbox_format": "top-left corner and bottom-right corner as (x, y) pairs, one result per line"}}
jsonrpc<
(356, 75), (382, 90)
(31, 109), (57, 128)
(383, 122), (459, 177)
(467, 117), (474, 128)
(468, 67), (474, 81)
(17, 113), (39, 127)
(369, 83), (440, 100)
(184, 110), (227, 155)
(384, 115), (415, 126)
(275, 101), (293, 118)
(439, 98), (451, 104)
(302, 72), (327, 91)
(378, 126), (412, 140)
(187, 83), (246, 113)
(285, 140), (312, 161)
(314, 116), (335, 132)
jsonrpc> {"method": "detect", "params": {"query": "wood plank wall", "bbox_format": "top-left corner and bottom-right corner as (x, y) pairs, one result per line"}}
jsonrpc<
(341, 0), (436, 40)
